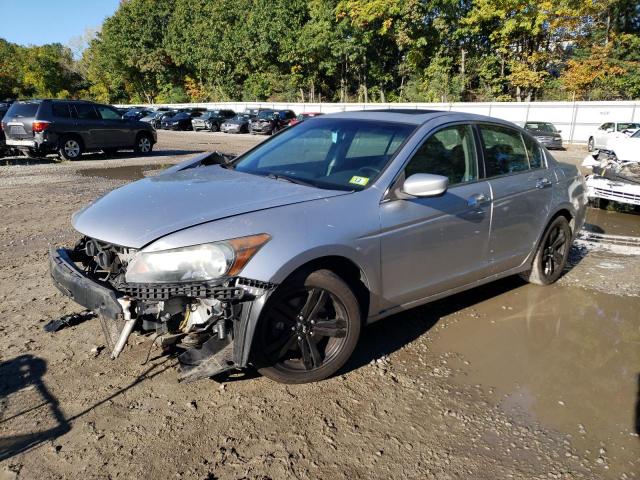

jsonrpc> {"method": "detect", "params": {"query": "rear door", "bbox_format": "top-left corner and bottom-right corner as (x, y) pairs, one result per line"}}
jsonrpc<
(72, 103), (104, 148)
(96, 104), (133, 147)
(478, 124), (554, 273)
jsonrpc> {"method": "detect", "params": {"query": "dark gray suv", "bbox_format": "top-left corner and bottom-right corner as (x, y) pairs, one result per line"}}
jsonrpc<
(2, 99), (157, 160)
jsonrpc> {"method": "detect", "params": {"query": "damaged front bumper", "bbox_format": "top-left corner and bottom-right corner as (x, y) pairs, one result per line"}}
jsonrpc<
(48, 247), (276, 382)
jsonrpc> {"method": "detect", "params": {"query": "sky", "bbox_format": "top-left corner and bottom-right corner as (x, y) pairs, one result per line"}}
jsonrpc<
(0, 0), (120, 47)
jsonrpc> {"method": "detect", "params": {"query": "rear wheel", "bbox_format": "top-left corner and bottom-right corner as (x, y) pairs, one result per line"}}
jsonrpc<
(521, 216), (572, 285)
(58, 136), (83, 160)
(587, 137), (595, 152)
(134, 133), (153, 154)
(256, 269), (361, 384)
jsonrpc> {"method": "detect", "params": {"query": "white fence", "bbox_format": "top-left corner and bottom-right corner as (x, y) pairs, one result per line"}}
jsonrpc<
(123, 101), (640, 144)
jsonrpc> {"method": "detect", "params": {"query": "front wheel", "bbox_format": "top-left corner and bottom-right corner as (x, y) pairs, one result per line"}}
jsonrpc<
(256, 269), (361, 384)
(521, 216), (572, 285)
(209, 122), (219, 132)
(134, 133), (153, 154)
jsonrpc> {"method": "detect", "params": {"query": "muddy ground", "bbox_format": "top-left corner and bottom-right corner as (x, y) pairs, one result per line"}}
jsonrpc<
(0, 132), (638, 479)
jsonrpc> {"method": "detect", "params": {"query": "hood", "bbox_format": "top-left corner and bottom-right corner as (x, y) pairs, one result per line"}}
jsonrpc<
(72, 165), (347, 248)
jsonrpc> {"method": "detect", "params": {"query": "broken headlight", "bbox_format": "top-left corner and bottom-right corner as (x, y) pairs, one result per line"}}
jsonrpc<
(125, 233), (270, 284)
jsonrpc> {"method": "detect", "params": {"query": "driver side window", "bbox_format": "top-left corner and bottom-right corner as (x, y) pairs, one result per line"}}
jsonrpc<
(404, 124), (478, 186)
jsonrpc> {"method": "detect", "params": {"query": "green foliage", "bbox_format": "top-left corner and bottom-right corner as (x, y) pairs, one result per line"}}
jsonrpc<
(1, 0), (639, 103)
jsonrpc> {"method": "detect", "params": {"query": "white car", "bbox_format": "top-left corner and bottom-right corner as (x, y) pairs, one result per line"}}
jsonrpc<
(604, 130), (640, 162)
(587, 122), (640, 152)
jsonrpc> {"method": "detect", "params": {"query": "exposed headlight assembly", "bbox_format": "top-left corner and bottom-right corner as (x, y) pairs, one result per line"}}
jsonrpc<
(125, 233), (270, 284)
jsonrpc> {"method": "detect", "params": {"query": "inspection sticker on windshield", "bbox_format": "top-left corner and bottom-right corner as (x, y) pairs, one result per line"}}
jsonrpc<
(349, 175), (370, 186)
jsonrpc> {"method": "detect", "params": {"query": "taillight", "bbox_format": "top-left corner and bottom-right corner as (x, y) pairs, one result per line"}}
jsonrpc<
(32, 120), (51, 133)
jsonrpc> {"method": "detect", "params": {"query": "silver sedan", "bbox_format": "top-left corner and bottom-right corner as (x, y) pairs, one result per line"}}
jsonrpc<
(50, 110), (587, 384)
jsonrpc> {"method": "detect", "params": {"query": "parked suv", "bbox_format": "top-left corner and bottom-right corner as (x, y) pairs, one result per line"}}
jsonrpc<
(249, 109), (296, 135)
(2, 99), (157, 159)
(192, 109), (236, 132)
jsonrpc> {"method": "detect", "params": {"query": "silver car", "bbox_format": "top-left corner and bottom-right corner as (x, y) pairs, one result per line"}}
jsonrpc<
(49, 110), (587, 384)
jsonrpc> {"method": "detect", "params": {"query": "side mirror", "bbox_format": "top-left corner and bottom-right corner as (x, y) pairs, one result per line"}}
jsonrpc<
(557, 129), (562, 133)
(402, 173), (448, 197)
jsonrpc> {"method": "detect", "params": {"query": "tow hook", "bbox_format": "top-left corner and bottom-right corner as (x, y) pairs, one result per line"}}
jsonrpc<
(111, 297), (135, 359)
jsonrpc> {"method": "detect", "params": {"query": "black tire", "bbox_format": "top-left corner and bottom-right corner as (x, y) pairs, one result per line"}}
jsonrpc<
(209, 122), (219, 132)
(587, 137), (595, 152)
(134, 133), (153, 154)
(24, 148), (40, 158)
(256, 269), (361, 384)
(58, 136), (83, 160)
(520, 216), (572, 285)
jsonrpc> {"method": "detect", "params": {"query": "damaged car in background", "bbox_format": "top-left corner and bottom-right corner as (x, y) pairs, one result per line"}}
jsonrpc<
(49, 111), (587, 384)
(582, 131), (640, 207)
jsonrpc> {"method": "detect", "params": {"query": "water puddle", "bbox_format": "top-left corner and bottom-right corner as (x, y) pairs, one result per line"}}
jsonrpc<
(77, 164), (168, 181)
(429, 283), (640, 474)
(585, 207), (640, 237)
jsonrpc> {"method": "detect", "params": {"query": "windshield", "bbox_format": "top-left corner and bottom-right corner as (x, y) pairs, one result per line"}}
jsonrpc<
(233, 118), (415, 191)
(7, 102), (39, 118)
(257, 110), (275, 120)
(526, 122), (557, 133)
(618, 123), (640, 132)
(230, 115), (248, 122)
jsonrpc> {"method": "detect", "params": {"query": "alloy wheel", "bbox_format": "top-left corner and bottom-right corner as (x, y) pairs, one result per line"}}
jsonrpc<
(542, 225), (568, 279)
(64, 140), (80, 158)
(261, 287), (348, 372)
(138, 136), (151, 153)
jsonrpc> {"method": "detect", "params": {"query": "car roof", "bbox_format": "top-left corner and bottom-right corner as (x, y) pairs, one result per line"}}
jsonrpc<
(325, 109), (510, 126)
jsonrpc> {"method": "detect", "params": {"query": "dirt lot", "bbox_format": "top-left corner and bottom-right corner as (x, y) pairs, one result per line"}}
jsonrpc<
(1, 132), (639, 479)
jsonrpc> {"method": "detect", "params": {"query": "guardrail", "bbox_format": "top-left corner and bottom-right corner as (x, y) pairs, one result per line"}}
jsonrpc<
(118, 100), (640, 144)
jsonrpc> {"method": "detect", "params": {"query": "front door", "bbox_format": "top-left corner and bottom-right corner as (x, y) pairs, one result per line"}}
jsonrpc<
(379, 124), (493, 307)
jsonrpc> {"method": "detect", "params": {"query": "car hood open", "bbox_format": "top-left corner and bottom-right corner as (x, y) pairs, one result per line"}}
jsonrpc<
(72, 165), (347, 248)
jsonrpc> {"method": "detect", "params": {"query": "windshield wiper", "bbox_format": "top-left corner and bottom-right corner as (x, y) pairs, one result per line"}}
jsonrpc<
(266, 173), (316, 188)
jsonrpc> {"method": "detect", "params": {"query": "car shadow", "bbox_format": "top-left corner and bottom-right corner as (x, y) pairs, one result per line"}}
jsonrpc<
(0, 354), (69, 461)
(0, 353), (173, 461)
(339, 276), (527, 376)
(635, 374), (640, 437)
(101, 149), (202, 159)
(1, 156), (59, 166)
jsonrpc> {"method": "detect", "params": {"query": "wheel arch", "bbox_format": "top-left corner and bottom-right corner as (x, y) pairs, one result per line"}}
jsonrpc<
(529, 207), (575, 264)
(276, 255), (372, 320)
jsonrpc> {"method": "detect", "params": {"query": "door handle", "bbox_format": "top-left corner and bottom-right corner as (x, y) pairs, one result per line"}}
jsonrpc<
(467, 193), (488, 207)
(536, 178), (552, 189)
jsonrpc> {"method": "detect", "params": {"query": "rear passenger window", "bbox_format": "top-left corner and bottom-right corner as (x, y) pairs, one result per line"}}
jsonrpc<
(52, 103), (71, 118)
(96, 106), (122, 120)
(523, 136), (544, 169)
(479, 125), (529, 176)
(74, 104), (99, 120)
(404, 124), (478, 185)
